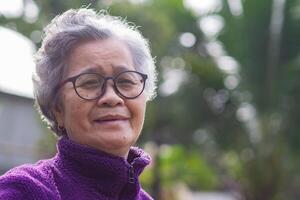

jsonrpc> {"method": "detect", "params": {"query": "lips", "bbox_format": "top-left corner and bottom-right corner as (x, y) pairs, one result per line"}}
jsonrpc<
(94, 115), (129, 123)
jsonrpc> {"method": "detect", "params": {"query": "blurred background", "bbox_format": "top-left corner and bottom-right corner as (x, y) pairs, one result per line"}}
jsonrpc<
(0, 0), (300, 199)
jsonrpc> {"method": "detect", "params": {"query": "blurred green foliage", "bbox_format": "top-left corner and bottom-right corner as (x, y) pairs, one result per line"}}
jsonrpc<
(1, 0), (300, 199)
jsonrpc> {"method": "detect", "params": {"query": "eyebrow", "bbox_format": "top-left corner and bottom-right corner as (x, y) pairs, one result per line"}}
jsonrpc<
(112, 65), (133, 73)
(78, 67), (103, 74)
(76, 64), (134, 75)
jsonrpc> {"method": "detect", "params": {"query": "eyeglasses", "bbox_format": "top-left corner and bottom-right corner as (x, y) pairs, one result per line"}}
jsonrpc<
(57, 70), (148, 100)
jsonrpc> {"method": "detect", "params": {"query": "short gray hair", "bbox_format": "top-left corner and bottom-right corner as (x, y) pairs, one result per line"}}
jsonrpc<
(33, 8), (157, 136)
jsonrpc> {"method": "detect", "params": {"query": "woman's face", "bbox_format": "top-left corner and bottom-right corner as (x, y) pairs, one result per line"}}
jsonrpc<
(53, 39), (147, 157)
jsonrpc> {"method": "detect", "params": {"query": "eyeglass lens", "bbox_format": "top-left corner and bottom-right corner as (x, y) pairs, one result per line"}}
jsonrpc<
(74, 71), (145, 100)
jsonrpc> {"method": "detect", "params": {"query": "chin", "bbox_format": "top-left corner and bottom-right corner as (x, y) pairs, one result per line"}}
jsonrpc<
(90, 134), (135, 151)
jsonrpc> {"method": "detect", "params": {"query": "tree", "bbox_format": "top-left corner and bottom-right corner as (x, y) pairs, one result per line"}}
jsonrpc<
(2, 0), (300, 199)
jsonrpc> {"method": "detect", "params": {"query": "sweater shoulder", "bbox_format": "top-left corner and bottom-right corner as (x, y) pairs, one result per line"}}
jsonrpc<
(0, 158), (58, 199)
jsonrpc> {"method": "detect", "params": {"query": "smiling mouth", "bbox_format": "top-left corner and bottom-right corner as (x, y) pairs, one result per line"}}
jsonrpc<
(93, 119), (128, 128)
(94, 119), (127, 123)
(93, 115), (129, 124)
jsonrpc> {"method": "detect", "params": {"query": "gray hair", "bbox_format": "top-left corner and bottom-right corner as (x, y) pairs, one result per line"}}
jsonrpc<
(33, 8), (157, 136)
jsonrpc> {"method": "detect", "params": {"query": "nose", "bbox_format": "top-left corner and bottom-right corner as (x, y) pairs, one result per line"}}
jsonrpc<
(96, 79), (124, 107)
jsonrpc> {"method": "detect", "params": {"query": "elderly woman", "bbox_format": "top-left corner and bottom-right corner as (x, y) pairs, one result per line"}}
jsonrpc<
(0, 8), (156, 200)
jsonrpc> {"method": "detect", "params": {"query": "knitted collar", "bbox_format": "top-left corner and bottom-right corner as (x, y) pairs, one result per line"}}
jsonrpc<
(55, 136), (151, 197)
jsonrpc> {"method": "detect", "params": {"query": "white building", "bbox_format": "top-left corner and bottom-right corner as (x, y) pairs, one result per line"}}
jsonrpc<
(0, 27), (47, 174)
(0, 92), (45, 173)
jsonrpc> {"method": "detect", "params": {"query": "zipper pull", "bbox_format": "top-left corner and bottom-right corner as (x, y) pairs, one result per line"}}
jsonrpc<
(129, 165), (135, 184)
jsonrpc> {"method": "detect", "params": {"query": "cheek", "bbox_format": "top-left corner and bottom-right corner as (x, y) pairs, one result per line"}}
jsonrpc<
(63, 95), (90, 126)
(67, 104), (81, 119)
(131, 99), (147, 130)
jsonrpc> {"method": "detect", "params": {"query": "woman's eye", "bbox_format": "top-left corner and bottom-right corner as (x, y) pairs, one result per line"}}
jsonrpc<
(118, 78), (137, 85)
(78, 80), (101, 88)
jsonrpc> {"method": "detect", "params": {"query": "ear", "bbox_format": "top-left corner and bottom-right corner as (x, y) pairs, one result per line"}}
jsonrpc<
(52, 105), (65, 127)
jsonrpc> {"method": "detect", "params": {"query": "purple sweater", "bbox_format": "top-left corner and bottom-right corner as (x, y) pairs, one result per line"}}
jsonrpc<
(0, 136), (153, 200)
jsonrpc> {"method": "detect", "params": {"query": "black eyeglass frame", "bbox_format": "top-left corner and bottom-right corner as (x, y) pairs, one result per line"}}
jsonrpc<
(57, 70), (148, 100)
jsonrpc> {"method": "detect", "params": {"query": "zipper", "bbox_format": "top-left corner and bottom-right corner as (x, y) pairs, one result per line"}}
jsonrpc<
(128, 165), (135, 184)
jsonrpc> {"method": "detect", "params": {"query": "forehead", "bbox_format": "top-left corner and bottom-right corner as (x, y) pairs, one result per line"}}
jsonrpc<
(66, 38), (135, 76)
